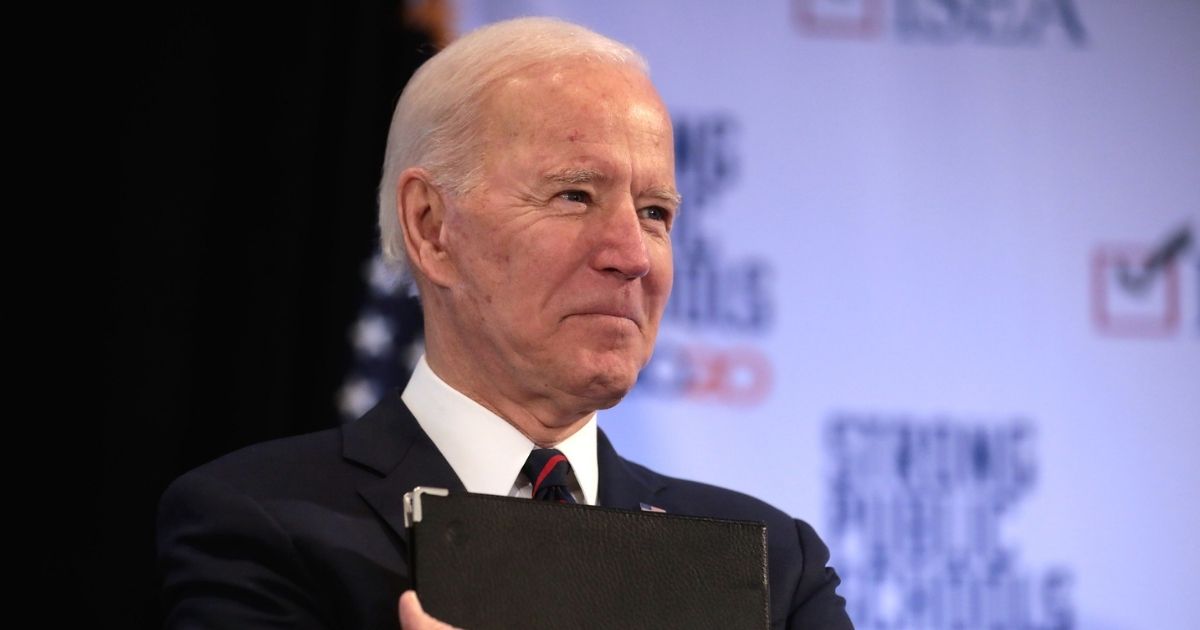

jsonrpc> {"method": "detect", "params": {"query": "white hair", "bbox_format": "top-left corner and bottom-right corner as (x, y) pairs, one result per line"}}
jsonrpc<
(377, 16), (649, 284)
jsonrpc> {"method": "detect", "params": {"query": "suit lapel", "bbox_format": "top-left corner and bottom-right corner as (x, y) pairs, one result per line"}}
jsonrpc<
(344, 391), (466, 546)
(345, 392), (669, 544)
(596, 428), (668, 510)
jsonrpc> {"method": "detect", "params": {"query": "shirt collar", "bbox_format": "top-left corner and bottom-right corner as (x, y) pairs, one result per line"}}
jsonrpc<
(401, 354), (598, 505)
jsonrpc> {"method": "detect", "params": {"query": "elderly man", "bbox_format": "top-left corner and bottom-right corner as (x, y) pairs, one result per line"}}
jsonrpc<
(158, 17), (852, 630)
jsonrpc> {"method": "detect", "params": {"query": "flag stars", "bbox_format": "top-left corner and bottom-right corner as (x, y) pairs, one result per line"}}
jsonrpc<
(337, 378), (378, 420)
(366, 255), (401, 294)
(353, 314), (394, 357)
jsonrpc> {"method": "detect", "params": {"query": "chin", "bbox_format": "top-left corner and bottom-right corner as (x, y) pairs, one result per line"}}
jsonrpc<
(577, 383), (633, 411)
(568, 352), (644, 407)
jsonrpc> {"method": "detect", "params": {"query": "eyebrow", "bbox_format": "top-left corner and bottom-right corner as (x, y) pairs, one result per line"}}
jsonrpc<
(645, 186), (683, 207)
(542, 168), (682, 207)
(543, 167), (607, 186)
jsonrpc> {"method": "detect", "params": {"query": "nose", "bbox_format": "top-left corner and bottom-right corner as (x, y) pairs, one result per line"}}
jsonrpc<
(592, 197), (651, 280)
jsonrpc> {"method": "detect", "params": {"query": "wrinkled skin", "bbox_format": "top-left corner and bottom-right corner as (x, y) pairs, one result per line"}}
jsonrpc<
(399, 58), (679, 446)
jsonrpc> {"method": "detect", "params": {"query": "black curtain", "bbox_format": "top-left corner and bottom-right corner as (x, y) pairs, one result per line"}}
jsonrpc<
(91, 1), (432, 625)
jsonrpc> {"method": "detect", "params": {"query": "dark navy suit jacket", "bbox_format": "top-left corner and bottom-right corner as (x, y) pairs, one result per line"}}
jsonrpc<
(158, 390), (852, 629)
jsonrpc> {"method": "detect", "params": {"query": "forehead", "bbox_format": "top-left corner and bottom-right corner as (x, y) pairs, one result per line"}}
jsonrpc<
(477, 59), (674, 177)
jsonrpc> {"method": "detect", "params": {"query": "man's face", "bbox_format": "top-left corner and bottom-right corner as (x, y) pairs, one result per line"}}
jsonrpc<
(439, 59), (678, 416)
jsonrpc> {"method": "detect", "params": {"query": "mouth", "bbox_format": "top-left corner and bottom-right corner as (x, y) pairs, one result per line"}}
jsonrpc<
(565, 311), (642, 330)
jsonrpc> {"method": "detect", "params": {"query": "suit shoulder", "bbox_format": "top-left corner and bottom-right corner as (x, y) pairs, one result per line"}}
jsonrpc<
(163, 427), (346, 502)
(623, 458), (796, 529)
(619, 458), (852, 627)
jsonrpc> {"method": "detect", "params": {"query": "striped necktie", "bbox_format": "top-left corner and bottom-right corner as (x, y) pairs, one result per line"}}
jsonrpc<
(522, 448), (577, 504)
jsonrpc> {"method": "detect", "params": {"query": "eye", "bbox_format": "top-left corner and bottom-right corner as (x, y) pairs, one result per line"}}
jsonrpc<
(558, 190), (591, 204)
(638, 206), (670, 223)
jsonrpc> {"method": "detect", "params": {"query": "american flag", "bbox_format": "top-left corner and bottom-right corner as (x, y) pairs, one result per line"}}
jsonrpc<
(337, 252), (425, 423)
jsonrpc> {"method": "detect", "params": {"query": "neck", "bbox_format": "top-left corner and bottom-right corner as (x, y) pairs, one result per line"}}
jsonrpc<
(422, 320), (596, 447)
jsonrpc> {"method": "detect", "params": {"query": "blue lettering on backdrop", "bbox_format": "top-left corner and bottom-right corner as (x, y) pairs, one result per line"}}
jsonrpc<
(633, 114), (776, 405)
(667, 114), (774, 331)
(795, 0), (1088, 46)
(825, 414), (1074, 629)
(895, 0), (1087, 45)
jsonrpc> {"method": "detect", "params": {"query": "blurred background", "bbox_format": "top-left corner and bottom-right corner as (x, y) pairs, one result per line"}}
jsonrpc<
(102, 1), (1197, 627)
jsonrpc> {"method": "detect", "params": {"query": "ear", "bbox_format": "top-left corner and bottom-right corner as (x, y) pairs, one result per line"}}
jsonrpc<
(397, 168), (456, 288)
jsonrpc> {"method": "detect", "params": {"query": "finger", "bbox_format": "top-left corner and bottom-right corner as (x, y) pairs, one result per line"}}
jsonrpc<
(398, 590), (461, 629)
(398, 590), (425, 627)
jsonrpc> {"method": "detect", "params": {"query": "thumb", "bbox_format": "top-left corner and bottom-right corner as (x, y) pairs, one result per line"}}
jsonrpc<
(399, 590), (460, 629)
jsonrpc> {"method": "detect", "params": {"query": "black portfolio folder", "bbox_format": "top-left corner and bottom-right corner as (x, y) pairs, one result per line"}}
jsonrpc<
(403, 487), (770, 629)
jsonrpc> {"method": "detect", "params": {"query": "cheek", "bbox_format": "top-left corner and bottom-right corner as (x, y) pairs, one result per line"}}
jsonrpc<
(448, 209), (516, 275)
(445, 222), (509, 311)
(465, 226), (572, 322)
(649, 242), (674, 303)
(507, 223), (586, 281)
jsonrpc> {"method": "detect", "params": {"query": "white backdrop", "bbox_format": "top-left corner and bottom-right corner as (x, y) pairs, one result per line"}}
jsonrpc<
(456, 2), (1199, 628)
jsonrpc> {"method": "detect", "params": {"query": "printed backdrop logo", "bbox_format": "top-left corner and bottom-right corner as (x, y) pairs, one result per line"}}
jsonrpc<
(793, 0), (885, 38)
(635, 113), (776, 405)
(794, 0), (1088, 46)
(1091, 225), (1193, 338)
(825, 414), (1074, 629)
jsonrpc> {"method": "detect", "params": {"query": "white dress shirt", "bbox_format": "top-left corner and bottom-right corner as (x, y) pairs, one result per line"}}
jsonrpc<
(401, 355), (598, 505)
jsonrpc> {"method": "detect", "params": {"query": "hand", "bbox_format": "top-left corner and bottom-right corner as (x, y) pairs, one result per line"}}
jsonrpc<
(398, 590), (462, 629)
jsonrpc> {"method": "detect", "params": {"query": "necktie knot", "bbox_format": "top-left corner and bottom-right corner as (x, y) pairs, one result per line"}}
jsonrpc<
(522, 448), (576, 504)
